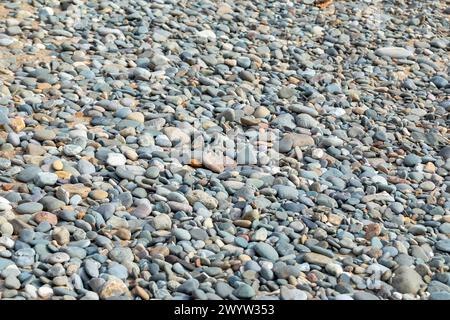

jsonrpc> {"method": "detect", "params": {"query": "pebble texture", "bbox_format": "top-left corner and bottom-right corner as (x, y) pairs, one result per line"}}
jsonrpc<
(0, 0), (449, 301)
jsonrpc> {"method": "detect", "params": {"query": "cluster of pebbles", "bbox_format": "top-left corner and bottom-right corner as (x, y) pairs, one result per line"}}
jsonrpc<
(0, 0), (449, 300)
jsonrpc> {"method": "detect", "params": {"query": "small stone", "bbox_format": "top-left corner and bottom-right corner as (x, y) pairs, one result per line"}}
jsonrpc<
(439, 223), (450, 234)
(52, 160), (64, 171)
(61, 184), (91, 198)
(217, 4), (233, 16)
(5, 276), (21, 290)
(46, 252), (70, 264)
(392, 266), (424, 294)
(16, 202), (43, 215)
(133, 286), (150, 300)
(53, 228), (70, 245)
(435, 239), (450, 253)
(35, 172), (58, 186)
(34, 212), (58, 225)
(409, 225), (427, 236)
(303, 253), (334, 266)
(152, 214), (172, 230)
(438, 146), (450, 160)
(89, 190), (109, 200)
(38, 287), (53, 299)
(278, 86), (296, 99)
(108, 247), (134, 264)
(99, 277), (130, 300)
(131, 203), (152, 218)
(10, 117), (25, 132)
(254, 242), (279, 261)
(233, 283), (255, 299)
(202, 152), (225, 173)
(186, 190), (218, 209)
(254, 106), (270, 118)
(126, 112), (144, 123)
(173, 229), (191, 241)
(197, 29), (216, 41)
(177, 279), (199, 294)
(77, 159), (96, 175)
(403, 154), (421, 167)
(420, 181), (435, 191)
(365, 223), (381, 240)
(280, 286), (307, 300)
(239, 70), (255, 82)
(0, 222), (14, 237)
(375, 47), (413, 59)
(63, 145), (83, 156)
(353, 291), (380, 300)
(106, 153), (127, 166)
(34, 129), (56, 141)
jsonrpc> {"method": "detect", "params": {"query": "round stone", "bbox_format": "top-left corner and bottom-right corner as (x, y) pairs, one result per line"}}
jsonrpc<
(52, 160), (64, 171)
(392, 266), (424, 294)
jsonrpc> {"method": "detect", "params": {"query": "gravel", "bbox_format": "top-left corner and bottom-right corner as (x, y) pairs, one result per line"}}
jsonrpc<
(0, 0), (448, 301)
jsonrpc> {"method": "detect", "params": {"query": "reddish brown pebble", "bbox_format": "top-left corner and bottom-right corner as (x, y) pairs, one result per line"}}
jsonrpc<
(365, 223), (381, 240)
(34, 211), (58, 225)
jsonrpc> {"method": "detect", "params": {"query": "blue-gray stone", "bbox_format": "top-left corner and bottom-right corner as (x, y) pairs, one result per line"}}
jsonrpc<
(254, 242), (279, 261)
(403, 154), (421, 167)
(436, 239), (450, 253)
(233, 283), (255, 299)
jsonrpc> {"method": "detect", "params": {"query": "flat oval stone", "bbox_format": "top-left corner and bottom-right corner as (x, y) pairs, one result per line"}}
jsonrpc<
(375, 47), (413, 59)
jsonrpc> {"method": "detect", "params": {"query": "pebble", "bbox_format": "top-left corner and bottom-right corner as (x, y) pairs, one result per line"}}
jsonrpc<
(280, 287), (307, 300)
(16, 202), (43, 214)
(233, 283), (255, 299)
(435, 240), (450, 253)
(53, 228), (70, 246)
(173, 229), (191, 241)
(153, 214), (172, 230)
(254, 243), (279, 262)
(98, 277), (130, 300)
(107, 153), (127, 166)
(375, 47), (413, 59)
(35, 172), (58, 186)
(90, 190), (109, 200)
(303, 253), (334, 267)
(392, 266), (424, 295)
(404, 154), (422, 167)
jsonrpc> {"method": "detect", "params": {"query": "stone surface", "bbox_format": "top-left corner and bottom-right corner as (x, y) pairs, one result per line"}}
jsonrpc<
(0, 0), (447, 302)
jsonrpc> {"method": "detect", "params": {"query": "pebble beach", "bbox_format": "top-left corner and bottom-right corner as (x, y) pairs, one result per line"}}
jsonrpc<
(0, 0), (449, 300)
